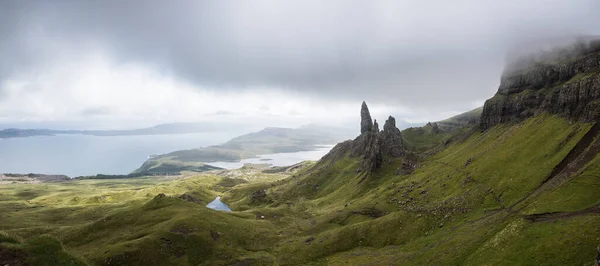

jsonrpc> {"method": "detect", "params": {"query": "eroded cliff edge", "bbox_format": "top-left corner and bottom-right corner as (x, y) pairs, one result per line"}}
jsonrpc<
(481, 39), (600, 130)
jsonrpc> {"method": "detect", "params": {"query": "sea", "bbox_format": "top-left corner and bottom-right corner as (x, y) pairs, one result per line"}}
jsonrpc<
(0, 134), (333, 177)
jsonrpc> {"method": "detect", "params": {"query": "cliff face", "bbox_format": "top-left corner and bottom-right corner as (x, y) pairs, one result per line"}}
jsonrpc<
(481, 39), (600, 130)
(321, 102), (406, 173)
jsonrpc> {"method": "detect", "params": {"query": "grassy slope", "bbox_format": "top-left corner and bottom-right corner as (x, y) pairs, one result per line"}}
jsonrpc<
(401, 123), (453, 152)
(402, 107), (481, 153)
(320, 113), (598, 265)
(1, 113), (599, 265)
(0, 173), (290, 265)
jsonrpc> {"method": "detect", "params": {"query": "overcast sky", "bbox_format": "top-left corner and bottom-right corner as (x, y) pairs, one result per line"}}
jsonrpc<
(1, 0), (599, 130)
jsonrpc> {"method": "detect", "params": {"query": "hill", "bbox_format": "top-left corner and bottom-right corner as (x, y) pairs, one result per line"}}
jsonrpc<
(1, 39), (600, 265)
(133, 125), (354, 175)
(401, 107), (482, 152)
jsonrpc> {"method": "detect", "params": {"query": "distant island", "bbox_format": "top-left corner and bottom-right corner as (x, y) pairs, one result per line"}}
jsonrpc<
(133, 124), (355, 175)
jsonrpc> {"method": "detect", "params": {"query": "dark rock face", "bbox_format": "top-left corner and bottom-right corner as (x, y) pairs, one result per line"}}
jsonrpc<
(396, 159), (416, 175)
(352, 132), (382, 172)
(431, 122), (440, 133)
(322, 102), (406, 173)
(481, 39), (600, 130)
(380, 116), (405, 158)
(178, 193), (203, 204)
(249, 189), (269, 204)
(361, 101), (373, 134)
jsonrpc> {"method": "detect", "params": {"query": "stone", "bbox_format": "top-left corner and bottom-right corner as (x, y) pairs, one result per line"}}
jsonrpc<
(304, 236), (315, 245)
(250, 189), (268, 203)
(464, 158), (472, 167)
(360, 101), (373, 134)
(396, 159), (415, 175)
(380, 116), (406, 158)
(210, 230), (221, 241)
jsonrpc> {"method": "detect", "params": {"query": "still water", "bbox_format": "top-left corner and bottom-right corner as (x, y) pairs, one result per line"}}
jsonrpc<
(0, 134), (333, 177)
(205, 196), (232, 212)
(0, 133), (236, 177)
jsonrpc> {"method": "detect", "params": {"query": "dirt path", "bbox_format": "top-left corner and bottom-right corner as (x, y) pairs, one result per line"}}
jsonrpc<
(523, 204), (600, 222)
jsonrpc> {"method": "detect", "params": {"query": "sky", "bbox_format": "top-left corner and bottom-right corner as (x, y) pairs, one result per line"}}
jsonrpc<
(1, 0), (599, 130)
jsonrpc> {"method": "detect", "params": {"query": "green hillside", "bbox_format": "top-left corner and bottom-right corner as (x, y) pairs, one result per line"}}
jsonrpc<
(401, 107), (481, 152)
(3, 42), (600, 265)
(1, 111), (599, 265)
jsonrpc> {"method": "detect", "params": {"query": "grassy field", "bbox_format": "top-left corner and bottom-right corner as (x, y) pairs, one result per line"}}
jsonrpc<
(1, 113), (600, 265)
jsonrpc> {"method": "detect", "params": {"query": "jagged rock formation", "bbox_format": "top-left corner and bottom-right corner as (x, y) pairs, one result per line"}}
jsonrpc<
(381, 116), (405, 157)
(431, 122), (440, 133)
(361, 101), (373, 134)
(322, 102), (406, 173)
(481, 39), (600, 130)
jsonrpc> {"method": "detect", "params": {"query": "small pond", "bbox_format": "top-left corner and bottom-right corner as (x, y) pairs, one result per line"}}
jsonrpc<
(206, 196), (232, 212)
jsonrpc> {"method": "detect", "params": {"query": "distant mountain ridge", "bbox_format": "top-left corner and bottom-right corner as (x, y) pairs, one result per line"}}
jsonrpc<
(0, 122), (238, 139)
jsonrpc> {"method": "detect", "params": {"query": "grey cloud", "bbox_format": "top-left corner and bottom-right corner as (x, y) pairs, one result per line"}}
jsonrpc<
(1, 0), (600, 111)
(210, 110), (236, 116)
(81, 107), (112, 116)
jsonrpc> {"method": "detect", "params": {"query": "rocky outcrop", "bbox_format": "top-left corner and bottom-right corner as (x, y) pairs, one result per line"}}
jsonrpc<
(481, 39), (600, 130)
(322, 102), (406, 173)
(380, 116), (405, 157)
(361, 101), (373, 134)
(431, 122), (440, 133)
(353, 131), (382, 172)
(249, 189), (268, 204)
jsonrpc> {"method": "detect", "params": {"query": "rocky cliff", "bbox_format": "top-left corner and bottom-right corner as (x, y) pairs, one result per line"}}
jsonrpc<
(321, 102), (406, 173)
(480, 39), (600, 130)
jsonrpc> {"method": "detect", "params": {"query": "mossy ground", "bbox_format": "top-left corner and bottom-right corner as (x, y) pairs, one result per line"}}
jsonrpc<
(1, 113), (599, 265)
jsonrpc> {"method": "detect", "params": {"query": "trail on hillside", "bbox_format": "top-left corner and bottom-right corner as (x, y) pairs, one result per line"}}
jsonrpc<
(524, 204), (600, 222)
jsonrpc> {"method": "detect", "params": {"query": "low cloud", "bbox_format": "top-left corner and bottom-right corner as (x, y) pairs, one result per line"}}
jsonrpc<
(1, 0), (599, 126)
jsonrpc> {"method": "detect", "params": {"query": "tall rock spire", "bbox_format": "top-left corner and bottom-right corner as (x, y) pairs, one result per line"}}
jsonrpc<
(381, 116), (406, 157)
(322, 102), (406, 174)
(360, 101), (373, 134)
